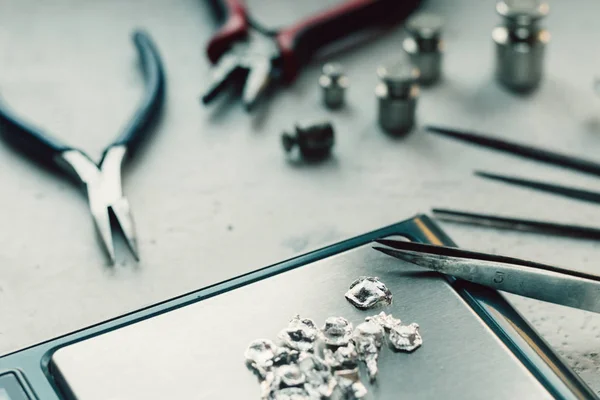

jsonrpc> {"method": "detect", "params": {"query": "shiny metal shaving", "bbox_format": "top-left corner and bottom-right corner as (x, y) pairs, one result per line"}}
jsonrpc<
(365, 311), (402, 331)
(277, 364), (306, 387)
(269, 387), (315, 400)
(354, 321), (385, 347)
(320, 316), (353, 346)
(388, 322), (423, 352)
(245, 339), (278, 379)
(335, 369), (368, 399)
(344, 276), (392, 309)
(299, 354), (337, 398)
(352, 321), (384, 382)
(278, 315), (319, 352)
(323, 341), (358, 371)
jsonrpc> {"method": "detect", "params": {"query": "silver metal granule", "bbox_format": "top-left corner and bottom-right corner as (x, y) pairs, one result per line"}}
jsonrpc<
(273, 347), (300, 366)
(245, 339), (279, 379)
(276, 364), (306, 387)
(345, 276), (393, 309)
(278, 315), (319, 352)
(334, 369), (368, 399)
(323, 342), (359, 371)
(365, 311), (402, 331)
(320, 316), (353, 347)
(388, 322), (423, 352)
(353, 321), (385, 347)
(299, 353), (337, 398)
(352, 322), (384, 382)
(270, 387), (314, 400)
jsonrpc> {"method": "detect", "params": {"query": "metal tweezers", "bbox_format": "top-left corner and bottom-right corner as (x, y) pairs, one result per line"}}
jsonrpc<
(374, 239), (600, 313)
(427, 125), (600, 205)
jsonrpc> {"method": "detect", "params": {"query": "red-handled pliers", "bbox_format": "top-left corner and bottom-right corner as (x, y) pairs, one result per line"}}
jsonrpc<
(200, 0), (422, 111)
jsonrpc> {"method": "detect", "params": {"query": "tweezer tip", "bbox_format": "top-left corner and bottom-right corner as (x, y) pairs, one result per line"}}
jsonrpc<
(371, 246), (396, 256)
(200, 92), (215, 105)
(107, 252), (116, 266)
(129, 245), (140, 262)
(373, 238), (401, 247)
(243, 100), (256, 112)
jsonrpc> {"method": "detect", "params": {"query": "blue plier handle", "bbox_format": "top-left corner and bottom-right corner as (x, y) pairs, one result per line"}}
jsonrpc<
(0, 30), (166, 264)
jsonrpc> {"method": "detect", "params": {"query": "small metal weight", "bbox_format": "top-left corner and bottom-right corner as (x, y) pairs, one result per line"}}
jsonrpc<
(282, 121), (335, 160)
(403, 13), (444, 85)
(492, 0), (550, 92)
(375, 62), (420, 135)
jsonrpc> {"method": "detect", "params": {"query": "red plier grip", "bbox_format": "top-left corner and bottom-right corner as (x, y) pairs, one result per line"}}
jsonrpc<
(206, 0), (249, 63)
(277, 0), (422, 82)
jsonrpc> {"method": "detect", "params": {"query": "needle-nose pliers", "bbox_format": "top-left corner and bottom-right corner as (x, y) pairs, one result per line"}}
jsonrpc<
(0, 30), (166, 264)
(200, 0), (422, 111)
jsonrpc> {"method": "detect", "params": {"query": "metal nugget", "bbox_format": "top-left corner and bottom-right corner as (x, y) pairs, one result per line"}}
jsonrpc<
(245, 339), (279, 379)
(352, 322), (385, 382)
(319, 62), (348, 109)
(260, 371), (280, 400)
(354, 321), (385, 347)
(345, 276), (393, 309)
(403, 13), (444, 85)
(276, 364), (306, 387)
(270, 387), (314, 400)
(320, 317), (353, 346)
(278, 315), (319, 352)
(323, 342), (359, 371)
(299, 354), (337, 398)
(273, 347), (300, 366)
(389, 322), (423, 352)
(365, 311), (402, 331)
(492, 0), (550, 92)
(335, 369), (368, 399)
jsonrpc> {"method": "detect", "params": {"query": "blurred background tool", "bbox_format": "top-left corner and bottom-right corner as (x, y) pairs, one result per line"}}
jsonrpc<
(492, 0), (550, 92)
(282, 121), (335, 160)
(476, 171), (600, 205)
(319, 62), (348, 110)
(432, 208), (600, 240)
(374, 239), (600, 313)
(426, 125), (600, 177)
(200, 0), (422, 111)
(0, 31), (166, 264)
(403, 12), (444, 85)
(376, 61), (420, 135)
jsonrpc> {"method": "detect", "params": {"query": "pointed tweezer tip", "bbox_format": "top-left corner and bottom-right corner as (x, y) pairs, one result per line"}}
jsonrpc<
(107, 253), (116, 266)
(372, 246), (395, 256)
(372, 246), (423, 265)
(200, 92), (214, 105)
(243, 96), (259, 112)
(373, 238), (405, 247)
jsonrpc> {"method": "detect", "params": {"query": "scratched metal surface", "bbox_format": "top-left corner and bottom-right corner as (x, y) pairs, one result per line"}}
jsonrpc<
(1, 0), (600, 395)
(50, 245), (551, 399)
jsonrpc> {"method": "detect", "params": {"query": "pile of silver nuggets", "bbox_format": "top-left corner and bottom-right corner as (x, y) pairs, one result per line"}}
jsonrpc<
(244, 277), (422, 399)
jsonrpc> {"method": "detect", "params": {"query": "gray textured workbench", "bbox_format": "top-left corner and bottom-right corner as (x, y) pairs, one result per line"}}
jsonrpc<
(2, 0), (600, 395)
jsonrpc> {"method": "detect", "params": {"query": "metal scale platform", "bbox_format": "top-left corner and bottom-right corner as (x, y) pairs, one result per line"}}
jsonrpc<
(0, 215), (594, 399)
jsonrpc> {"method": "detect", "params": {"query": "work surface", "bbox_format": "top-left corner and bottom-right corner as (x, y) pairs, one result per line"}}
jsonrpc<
(1, 0), (600, 395)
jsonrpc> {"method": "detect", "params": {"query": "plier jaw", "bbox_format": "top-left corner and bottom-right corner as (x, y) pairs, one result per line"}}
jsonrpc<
(60, 146), (139, 264)
(201, 33), (280, 111)
(201, 0), (424, 112)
